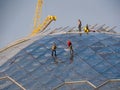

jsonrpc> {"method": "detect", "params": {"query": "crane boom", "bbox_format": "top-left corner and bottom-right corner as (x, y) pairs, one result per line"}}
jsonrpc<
(31, 0), (56, 36)
(34, 0), (43, 29)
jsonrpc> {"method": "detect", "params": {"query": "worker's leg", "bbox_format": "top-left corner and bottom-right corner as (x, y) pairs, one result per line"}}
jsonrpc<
(52, 50), (54, 56)
(70, 45), (73, 55)
(78, 26), (81, 32)
(54, 50), (56, 56)
(79, 27), (81, 32)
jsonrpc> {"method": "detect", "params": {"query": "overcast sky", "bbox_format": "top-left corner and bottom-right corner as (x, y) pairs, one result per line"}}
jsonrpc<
(0, 0), (120, 48)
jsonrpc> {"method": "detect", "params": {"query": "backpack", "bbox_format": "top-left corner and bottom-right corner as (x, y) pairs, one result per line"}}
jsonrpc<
(52, 45), (56, 50)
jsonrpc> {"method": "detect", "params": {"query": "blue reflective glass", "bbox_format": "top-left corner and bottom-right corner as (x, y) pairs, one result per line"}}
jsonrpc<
(96, 47), (114, 54)
(95, 33), (111, 40)
(3, 84), (20, 90)
(103, 67), (120, 79)
(101, 38), (118, 46)
(102, 53), (120, 65)
(24, 60), (40, 73)
(115, 62), (120, 71)
(84, 54), (104, 67)
(10, 69), (26, 80)
(111, 45), (120, 54)
(4, 64), (19, 76)
(17, 56), (34, 68)
(89, 75), (107, 86)
(1, 32), (120, 89)
(94, 61), (111, 73)
(0, 80), (12, 90)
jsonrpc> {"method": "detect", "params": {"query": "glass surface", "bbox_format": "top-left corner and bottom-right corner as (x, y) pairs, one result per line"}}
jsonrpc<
(1, 32), (120, 90)
(58, 84), (94, 90)
(99, 82), (120, 90)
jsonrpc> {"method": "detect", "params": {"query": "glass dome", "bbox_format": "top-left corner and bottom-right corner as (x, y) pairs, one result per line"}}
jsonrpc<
(0, 26), (120, 90)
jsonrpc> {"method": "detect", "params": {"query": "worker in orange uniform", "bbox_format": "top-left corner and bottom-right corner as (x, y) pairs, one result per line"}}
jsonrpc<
(51, 42), (57, 56)
(67, 40), (73, 55)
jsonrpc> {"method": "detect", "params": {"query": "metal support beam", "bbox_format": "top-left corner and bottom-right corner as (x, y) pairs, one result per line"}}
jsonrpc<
(0, 76), (26, 90)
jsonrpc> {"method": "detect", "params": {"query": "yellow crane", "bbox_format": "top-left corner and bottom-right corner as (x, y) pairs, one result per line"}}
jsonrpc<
(30, 0), (56, 36)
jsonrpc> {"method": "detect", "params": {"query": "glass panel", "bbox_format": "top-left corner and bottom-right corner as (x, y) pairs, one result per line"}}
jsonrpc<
(10, 69), (26, 80)
(58, 84), (94, 90)
(0, 80), (13, 90)
(95, 33), (111, 40)
(17, 74), (33, 86)
(28, 80), (42, 90)
(46, 78), (63, 90)
(78, 47), (95, 59)
(94, 61), (111, 73)
(110, 45), (120, 54)
(4, 64), (19, 76)
(17, 55), (34, 68)
(103, 67), (120, 79)
(24, 60), (40, 73)
(83, 54), (104, 67)
(23, 42), (40, 53)
(73, 59), (92, 77)
(24, 78), (38, 89)
(100, 37), (118, 46)
(90, 41), (105, 52)
(102, 53), (120, 65)
(115, 62), (120, 71)
(3, 84), (21, 90)
(96, 47), (114, 54)
(99, 82), (120, 90)
(30, 67), (47, 79)
(89, 75), (107, 86)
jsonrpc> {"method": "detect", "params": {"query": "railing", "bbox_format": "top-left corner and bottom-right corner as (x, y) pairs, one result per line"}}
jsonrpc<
(53, 79), (120, 90)
(0, 76), (26, 90)
(0, 24), (118, 53)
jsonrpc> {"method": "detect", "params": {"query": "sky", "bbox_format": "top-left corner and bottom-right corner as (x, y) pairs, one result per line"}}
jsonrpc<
(0, 0), (120, 48)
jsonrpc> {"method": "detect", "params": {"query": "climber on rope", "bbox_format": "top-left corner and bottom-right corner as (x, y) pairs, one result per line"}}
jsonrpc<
(84, 24), (96, 34)
(67, 40), (74, 55)
(78, 19), (82, 32)
(51, 42), (57, 57)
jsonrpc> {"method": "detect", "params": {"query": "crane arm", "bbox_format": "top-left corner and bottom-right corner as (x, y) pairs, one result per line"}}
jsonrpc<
(34, 0), (43, 29)
(31, 15), (56, 36)
(30, 0), (57, 37)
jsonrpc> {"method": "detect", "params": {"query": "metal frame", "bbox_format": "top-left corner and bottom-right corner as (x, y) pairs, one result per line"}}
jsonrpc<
(53, 79), (120, 90)
(0, 24), (118, 53)
(0, 76), (26, 90)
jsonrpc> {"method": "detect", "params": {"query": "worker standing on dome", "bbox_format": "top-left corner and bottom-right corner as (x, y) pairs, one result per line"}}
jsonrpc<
(78, 19), (82, 32)
(84, 24), (95, 34)
(84, 24), (90, 34)
(67, 40), (73, 55)
(51, 42), (57, 57)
